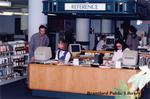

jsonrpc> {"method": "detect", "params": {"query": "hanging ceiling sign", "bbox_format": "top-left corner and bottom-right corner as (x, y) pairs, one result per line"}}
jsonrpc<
(65, 3), (106, 11)
(43, 0), (149, 19)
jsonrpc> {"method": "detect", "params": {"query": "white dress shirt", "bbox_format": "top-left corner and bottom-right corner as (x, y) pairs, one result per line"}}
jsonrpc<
(55, 50), (71, 63)
(112, 50), (123, 62)
(96, 40), (105, 50)
(112, 48), (129, 62)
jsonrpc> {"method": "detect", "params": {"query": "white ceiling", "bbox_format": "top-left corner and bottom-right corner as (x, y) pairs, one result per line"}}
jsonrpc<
(0, 0), (28, 12)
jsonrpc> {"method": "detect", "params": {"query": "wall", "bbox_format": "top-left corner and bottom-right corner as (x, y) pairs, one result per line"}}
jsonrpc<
(90, 19), (101, 33)
(116, 21), (124, 35)
(131, 20), (149, 36)
(0, 16), (19, 34)
(90, 19), (115, 34)
(92, 20), (150, 36)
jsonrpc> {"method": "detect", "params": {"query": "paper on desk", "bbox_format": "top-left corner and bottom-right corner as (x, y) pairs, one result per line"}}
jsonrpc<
(99, 66), (111, 68)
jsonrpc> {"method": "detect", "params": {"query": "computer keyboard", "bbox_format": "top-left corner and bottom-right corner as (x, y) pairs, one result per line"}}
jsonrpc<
(43, 60), (52, 64)
(79, 55), (94, 58)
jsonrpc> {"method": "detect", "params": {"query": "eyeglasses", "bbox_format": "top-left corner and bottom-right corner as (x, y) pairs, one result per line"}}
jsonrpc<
(116, 45), (121, 48)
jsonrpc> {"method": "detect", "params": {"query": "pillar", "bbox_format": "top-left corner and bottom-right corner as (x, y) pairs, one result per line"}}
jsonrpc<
(76, 18), (90, 50)
(28, 0), (47, 41)
(21, 8), (28, 31)
(21, 8), (28, 41)
(101, 19), (112, 34)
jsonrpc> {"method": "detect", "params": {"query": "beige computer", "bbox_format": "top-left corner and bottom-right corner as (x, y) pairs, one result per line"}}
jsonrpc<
(69, 44), (81, 58)
(34, 47), (52, 61)
(122, 50), (138, 67)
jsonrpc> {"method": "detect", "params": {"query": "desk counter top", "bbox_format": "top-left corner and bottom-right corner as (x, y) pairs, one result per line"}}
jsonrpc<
(28, 64), (139, 95)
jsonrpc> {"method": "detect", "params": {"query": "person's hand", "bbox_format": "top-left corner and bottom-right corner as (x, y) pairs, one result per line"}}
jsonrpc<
(51, 60), (59, 65)
(57, 60), (65, 65)
(31, 57), (35, 62)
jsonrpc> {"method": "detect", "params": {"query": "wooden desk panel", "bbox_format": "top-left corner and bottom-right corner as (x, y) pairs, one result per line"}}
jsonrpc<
(29, 64), (139, 94)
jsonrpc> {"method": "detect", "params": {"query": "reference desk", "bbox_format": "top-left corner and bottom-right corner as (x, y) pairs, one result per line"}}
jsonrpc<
(29, 64), (139, 95)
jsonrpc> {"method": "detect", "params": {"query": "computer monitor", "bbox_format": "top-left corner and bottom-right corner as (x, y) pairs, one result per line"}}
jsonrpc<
(106, 35), (115, 48)
(34, 47), (52, 61)
(69, 44), (81, 57)
(122, 50), (138, 66)
(106, 38), (115, 45)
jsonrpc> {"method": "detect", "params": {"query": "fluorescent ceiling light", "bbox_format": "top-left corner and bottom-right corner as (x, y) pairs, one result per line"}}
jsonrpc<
(0, 11), (28, 16)
(13, 12), (28, 15)
(48, 14), (56, 16)
(13, 12), (23, 15)
(23, 13), (28, 15)
(3, 11), (13, 15)
(0, 1), (11, 7)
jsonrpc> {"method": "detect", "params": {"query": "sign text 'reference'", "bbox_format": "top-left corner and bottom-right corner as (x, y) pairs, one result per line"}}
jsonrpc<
(65, 3), (106, 11)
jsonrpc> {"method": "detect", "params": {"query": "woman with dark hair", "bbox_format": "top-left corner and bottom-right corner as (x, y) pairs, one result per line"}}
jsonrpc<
(126, 25), (139, 51)
(112, 40), (129, 62)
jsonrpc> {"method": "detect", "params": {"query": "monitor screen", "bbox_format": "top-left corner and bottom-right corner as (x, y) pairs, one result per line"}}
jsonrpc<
(71, 44), (80, 52)
(106, 35), (115, 45)
(106, 38), (114, 45)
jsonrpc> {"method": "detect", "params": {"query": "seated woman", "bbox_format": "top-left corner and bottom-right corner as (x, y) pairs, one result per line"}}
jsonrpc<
(55, 38), (71, 64)
(112, 40), (129, 62)
(96, 35), (106, 50)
